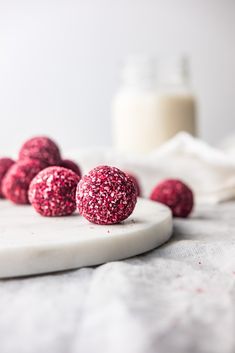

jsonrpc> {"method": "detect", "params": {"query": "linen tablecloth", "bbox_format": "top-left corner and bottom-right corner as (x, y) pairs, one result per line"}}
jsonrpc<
(1, 201), (235, 353)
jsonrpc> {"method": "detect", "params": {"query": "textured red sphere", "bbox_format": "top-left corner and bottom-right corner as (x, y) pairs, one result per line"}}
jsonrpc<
(29, 166), (80, 217)
(0, 158), (15, 198)
(125, 172), (141, 197)
(150, 179), (194, 218)
(19, 136), (61, 166)
(77, 165), (137, 225)
(2, 159), (46, 204)
(60, 159), (81, 178)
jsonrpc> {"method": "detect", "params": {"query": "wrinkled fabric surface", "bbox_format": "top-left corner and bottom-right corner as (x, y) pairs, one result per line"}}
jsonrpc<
(68, 133), (235, 204)
(1, 202), (235, 353)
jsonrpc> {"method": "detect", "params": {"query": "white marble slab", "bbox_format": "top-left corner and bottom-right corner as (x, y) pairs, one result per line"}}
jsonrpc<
(0, 198), (172, 278)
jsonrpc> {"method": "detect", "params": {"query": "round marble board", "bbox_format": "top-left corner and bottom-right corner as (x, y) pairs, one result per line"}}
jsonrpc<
(0, 198), (173, 278)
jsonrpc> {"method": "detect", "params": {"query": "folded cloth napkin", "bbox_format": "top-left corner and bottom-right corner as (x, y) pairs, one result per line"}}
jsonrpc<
(68, 133), (235, 204)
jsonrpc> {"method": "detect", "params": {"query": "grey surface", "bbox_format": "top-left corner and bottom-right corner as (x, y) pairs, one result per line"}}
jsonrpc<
(1, 202), (235, 353)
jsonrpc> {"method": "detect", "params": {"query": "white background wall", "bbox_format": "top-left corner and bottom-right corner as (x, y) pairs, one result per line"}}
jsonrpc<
(0, 0), (235, 154)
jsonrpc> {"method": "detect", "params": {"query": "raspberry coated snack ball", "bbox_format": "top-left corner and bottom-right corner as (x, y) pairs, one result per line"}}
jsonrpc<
(2, 159), (46, 204)
(29, 167), (80, 217)
(19, 136), (61, 166)
(76, 165), (137, 225)
(125, 172), (141, 197)
(0, 158), (15, 198)
(150, 179), (194, 218)
(60, 159), (82, 178)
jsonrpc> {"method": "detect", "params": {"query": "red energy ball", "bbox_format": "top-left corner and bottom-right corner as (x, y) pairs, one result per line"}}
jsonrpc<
(29, 166), (80, 217)
(150, 179), (194, 218)
(60, 159), (82, 178)
(19, 136), (61, 166)
(125, 172), (141, 197)
(2, 159), (46, 204)
(77, 165), (137, 225)
(0, 158), (15, 198)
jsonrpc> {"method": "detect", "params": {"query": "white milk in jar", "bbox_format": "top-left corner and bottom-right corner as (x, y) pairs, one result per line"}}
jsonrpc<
(112, 56), (197, 154)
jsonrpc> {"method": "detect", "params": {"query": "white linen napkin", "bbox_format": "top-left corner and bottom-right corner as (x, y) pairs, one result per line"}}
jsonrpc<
(68, 132), (235, 204)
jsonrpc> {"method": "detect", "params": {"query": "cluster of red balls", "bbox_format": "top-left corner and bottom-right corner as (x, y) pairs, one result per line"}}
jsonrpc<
(0, 137), (81, 209)
(0, 136), (194, 224)
(0, 137), (138, 224)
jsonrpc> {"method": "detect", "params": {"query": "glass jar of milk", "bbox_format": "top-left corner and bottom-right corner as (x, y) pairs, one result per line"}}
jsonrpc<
(112, 55), (197, 154)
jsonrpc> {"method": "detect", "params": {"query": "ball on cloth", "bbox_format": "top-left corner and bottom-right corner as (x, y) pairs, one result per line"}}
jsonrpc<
(19, 136), (61, 166)
(2, 159), (46, 204)
(0, 158), (15, 198)
(29, 166), (80, 217)
(150, 179), (194, 218)
(76, 165), (137, 225)
(60, 159), (81, 178)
